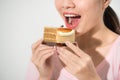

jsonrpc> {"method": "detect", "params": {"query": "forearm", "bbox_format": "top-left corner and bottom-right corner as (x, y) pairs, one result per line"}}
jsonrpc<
(92, 75), (101, 80)
(39, 77), (50, 80)
(87, 74), (101, 80)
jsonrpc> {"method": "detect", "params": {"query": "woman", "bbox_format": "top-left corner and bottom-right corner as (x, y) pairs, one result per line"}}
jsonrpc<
(26, 0), (120, 80)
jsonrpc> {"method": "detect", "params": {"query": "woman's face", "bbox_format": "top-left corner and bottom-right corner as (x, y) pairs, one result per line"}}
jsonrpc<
(55, 0), (109, 36)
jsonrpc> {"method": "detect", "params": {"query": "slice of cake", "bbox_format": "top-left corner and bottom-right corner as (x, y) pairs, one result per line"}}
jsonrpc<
(43, 27), (75, 45)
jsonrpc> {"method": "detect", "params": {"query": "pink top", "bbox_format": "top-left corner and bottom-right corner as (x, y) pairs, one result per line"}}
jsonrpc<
(26, 36), (120, 80)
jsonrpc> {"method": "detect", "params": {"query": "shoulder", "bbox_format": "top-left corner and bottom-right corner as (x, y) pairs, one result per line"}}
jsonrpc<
(113, 36), (120, 55)
(110, 36), (120, 52)
(107, 36), (120, 79)
(110, 36), (120, 66)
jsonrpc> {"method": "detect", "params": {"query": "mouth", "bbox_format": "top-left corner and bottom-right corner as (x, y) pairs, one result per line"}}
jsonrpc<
(64, 13), (81, 29)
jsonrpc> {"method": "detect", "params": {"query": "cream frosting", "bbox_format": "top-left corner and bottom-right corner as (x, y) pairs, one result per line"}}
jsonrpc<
(57, 30), (75, 36)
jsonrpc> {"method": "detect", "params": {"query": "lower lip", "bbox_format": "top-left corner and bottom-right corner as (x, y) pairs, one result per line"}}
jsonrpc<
(65, 18), (80, 29)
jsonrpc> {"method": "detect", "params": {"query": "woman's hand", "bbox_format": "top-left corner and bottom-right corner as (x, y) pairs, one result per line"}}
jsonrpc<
(57, 41), (101, 80)
(31, 39), (55, 80)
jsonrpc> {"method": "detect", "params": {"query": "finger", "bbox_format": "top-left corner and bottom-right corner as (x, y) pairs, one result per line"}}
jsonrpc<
(58, 47), (79, 61)
(35, 47), (53, 59)
(32, 48), (53, 64)
(75, 42), (79, 47)
(65, 41), (86, 57)
(34, 46), (53, 56)
(57, 47), (77, 66)
(40, 51), (54, 65)
(32, 46), (52, 57)
(58, 54), (69, 67)
(58, 51), (72, 67)
(35, 46), (53, 53)
(31, 39), (43, 53)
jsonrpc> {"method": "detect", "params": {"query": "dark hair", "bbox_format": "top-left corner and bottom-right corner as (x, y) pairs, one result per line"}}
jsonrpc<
(104, 6), (120, 34)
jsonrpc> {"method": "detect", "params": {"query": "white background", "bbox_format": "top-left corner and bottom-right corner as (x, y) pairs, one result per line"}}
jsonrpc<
(0, 0), (119, 80)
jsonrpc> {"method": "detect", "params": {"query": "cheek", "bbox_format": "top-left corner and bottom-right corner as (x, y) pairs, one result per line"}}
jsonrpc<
(55, 0), (62, 14)
(55, 0), (65, 21)
(76, 1), (103, 34)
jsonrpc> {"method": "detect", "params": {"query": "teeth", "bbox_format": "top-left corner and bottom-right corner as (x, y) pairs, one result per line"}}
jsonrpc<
(68, 17), (72, 24)
(64, 14), (76, 17)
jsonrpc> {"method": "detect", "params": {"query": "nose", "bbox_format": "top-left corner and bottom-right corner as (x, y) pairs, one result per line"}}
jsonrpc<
(62, 0), (75, 9)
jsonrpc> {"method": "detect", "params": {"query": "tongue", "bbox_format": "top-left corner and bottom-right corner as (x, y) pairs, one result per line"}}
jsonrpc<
(70, 18), (79, 25)
(66, 17), (80, 29)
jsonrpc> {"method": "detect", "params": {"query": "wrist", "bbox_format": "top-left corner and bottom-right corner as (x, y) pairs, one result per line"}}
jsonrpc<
(92, 74), (101, 80)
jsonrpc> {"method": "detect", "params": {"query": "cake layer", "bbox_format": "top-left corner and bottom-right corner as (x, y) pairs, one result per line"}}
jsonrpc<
(44, 27), (57, 33)
(43, 27), (57, 43)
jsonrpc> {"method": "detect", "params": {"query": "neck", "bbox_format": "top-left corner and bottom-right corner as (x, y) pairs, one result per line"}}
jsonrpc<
(75, 24), (119, 67)
(76, 25), (118, 51)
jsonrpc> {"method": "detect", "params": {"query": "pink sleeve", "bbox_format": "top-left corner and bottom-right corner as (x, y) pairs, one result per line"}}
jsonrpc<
(118, 66), (120, 80)
(58, 68), (78, 80)
(25, 61), (40, 80)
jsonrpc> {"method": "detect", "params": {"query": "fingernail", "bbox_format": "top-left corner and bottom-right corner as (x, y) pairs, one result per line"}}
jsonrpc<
(65, 41), (70, 45)
(57, 47), (60, 50)
(57, 47), (61, 51)
(53, 46), (57, 49)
